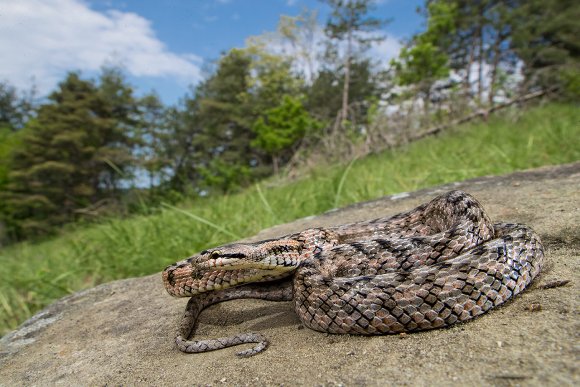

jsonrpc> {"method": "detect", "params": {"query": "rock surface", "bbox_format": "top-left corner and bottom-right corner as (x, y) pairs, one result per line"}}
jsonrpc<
(1, 162), (578, 386)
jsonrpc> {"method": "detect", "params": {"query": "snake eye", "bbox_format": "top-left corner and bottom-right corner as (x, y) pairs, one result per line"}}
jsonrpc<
(210, 250), (221, 259)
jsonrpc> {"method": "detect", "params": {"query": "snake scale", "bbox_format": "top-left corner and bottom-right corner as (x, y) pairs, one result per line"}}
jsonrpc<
(162, 190), (544, 357)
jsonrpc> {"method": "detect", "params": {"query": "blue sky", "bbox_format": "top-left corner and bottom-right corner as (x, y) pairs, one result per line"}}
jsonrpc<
(1, 0), (424, 105)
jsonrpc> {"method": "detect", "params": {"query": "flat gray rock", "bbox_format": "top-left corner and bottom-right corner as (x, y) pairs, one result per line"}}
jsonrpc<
(1, 162), (578, 386)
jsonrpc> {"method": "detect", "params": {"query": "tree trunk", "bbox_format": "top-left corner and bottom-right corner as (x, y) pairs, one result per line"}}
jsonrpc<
(464, 41), (475, 99)
(341, 25), (352, 125)
(423, 82), (431, 126)
(272, 155), (279, 175)
(476, 9), (484, 105)
(488, 32), (504, 107)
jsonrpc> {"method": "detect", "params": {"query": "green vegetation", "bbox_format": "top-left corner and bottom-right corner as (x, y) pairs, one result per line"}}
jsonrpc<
(321, 0), (386, 123)
(1, 102), (578, 336)
(252, 95), (322, 174)
(390, 0), (454, 115)
(2, 0), (579, 241)
(3, 71), (139, 238)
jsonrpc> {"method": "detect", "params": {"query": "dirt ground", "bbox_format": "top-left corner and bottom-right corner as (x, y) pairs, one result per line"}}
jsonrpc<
(0, 162), (578, 386)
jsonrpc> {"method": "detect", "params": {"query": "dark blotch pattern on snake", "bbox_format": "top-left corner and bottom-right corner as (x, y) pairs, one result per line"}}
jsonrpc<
(162, 190), (544, 357)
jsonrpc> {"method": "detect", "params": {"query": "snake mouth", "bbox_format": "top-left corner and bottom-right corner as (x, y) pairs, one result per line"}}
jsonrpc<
(162, 238), (304, 297)
(163, 262), (294, 297)
(198, 258), (297, 271)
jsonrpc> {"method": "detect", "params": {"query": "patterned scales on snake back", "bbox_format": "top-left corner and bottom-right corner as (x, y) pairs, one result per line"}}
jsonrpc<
(162, 190), (544, 357)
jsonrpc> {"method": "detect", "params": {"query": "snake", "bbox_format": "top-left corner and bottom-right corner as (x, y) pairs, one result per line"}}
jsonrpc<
(162, 190), (544, 357)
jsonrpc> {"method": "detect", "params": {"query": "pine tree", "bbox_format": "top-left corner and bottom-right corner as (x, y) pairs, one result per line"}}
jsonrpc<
(136, 92), (168, 189)
(2, 71), (138, 238)
(321, 0), (386, 125)
(174, 49), (256, 193)
(510, 0), (580, 98)
(161, 98), (204, 192)
(307, 59), (382, 123)
(95, 67), (140, 191)
(0, 81), (36, 131)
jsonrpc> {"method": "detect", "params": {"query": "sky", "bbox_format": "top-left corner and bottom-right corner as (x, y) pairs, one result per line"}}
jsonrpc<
(0, 0), (424, 105)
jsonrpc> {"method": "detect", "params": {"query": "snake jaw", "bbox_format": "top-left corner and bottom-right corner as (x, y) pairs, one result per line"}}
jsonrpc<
(199, 257), (242, 269)
(162, 241), (304, 297)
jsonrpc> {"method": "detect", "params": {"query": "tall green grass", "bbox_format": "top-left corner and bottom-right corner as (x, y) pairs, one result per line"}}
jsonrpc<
(1, 103), (578, 336)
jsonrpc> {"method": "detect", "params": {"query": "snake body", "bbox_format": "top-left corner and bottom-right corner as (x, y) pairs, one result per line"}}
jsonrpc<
(162, 190), (544, 356)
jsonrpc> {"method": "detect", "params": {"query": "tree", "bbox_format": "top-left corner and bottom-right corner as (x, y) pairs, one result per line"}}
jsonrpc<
(0, 126), (24, 243)
(185, 49), (257, 193)
(2, 71), (139, 238)
(135, 92), (168, 189)
(391, 1), (455, 117)
(394, 0), (543, 111)
(484, 1), (519, 105)
(0, 81), (37, 131)
(307, 58), (382, 122)
(437, 0), (491, 103)
(417, 0), (578, 104)
(277, 9), (321, 82)
(243, 37), (305, 115)
(393, 42), (450, 115)
(510, 0), (580, 98)
(252, 95), (321, 174)
(321, 0), (386, 125)
(161, 97), (204, 193)
(169, 42), (308, 192)
(95, 66), (140, 191)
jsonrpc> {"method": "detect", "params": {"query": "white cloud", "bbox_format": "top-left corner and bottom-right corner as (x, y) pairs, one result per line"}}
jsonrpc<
(0, 0), (202, 95)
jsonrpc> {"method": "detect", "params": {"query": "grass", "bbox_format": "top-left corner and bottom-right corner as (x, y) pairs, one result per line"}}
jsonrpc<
(1, 102), (579, 336)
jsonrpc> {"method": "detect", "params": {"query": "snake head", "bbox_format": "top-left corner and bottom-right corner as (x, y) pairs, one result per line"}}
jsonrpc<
(162, 239), (304, 297)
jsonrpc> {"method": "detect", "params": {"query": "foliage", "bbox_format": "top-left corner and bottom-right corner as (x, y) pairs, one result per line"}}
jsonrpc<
(393, 0), (456, 88)
(510, 0), (580, 98)
(391, 39), (450, 114)
(252, 95), (322, 173)
(321, 0), (387, 123)
(322, 0), (385, 50)
(277, 9), (320, 81)
(135, 92), (168, 188)
(0, 81), (37, 130)
(166, 40), (308, 193)
(0, 127), (24, 243)
(186, 49), (258, 193)
(1, 71), (139, 239)
(307, 59), (383, 123)
(243, 36), (305, 117)
(418, 0), (579, 104)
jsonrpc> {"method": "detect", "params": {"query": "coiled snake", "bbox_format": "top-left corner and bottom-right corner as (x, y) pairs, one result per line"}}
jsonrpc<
(162, 190), (544, 357)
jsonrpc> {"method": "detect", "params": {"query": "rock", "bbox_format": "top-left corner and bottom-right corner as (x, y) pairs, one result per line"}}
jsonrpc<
(1, 162), (579, 386)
